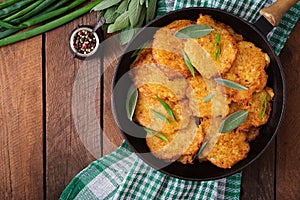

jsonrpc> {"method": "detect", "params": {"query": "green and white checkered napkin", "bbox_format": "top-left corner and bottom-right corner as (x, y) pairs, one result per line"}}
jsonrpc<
(61, 1), (300, 199)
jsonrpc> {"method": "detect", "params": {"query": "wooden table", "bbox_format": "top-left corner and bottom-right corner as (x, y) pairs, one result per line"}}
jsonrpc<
(0, 12), (299, 199)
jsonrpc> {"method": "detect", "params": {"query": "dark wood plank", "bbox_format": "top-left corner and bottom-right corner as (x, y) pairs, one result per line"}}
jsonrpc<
(241, 140), (275, 199)
(45, 14), (102, 199)
(276, 21), (300, 200)
(103, 35), (124, 155)
(0, 37), (43, 199)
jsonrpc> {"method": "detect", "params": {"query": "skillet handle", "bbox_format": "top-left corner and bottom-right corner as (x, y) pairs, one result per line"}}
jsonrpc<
(260, 0), (298, 26)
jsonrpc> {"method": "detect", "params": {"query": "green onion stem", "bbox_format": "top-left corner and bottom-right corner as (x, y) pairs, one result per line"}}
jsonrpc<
(0, 0), (102, 47)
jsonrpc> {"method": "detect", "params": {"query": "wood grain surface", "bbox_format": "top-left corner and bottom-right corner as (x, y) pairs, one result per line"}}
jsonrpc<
(0, 38), (43, 199)
(45, 14), (102, 199)
(277, 21), (300, 200)
(0, 11), (299, 200)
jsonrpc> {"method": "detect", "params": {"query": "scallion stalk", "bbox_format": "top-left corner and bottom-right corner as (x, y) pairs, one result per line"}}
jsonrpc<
(0, 0), (102, 47)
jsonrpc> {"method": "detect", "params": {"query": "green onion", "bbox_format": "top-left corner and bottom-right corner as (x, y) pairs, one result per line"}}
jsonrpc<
(214, 32), (221, 60)
(151, 109), (171, 124)
(197, 140), (209, 157)
(260, 94), (267, 119)
(0, 0), (20, 10)
(156, 96), (177, 122)
(0, 0), (35, 17)
(0, 20), (18, 29)
(2, 0), (42, 22)
(9, 0), (58, 25)
(183, 51), (195, 77)
(144, 127), (168, 142)
(202, 93), (214, 103)
(0, 0), (103, 47)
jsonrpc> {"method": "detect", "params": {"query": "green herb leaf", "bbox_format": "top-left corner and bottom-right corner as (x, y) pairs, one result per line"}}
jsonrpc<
(116, 0), (129, 14)
(126, 86), (138, 121)
(174, 24), (213, 39)
(144, 127), (168, 142)
(260, 94), (267, 119)
(107, 11), (130, 33)
(214, 78), (248, 90)
(119, 27), (136, 45)
(214, 32), (221, 60)
(103, 6), (119, 24)
(156, 96), (177, 122)
(202, 93), (214, 102)
(146, 0), (157, 23)
(197, 140), (209, 157)
(183, 51), (195, 77)
(151, 109), (171, 124)
(128, 0), (142, 27)
(91, 0), (122, 12)
(219, 110), (248, 133)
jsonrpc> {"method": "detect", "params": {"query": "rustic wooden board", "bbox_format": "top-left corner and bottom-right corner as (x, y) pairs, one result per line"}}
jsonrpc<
(241, 140), (275, 199)
(45, 14), (102, 199)
(102, 35), (124, 155)
(277, 21), (300, 200)
(0, 38), (43, 199)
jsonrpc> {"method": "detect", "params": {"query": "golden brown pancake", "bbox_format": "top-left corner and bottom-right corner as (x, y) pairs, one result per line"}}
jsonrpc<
(152, 20), (195, 79)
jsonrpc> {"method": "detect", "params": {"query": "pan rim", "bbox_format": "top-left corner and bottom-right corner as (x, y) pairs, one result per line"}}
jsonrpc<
(111, 7), (286, 181)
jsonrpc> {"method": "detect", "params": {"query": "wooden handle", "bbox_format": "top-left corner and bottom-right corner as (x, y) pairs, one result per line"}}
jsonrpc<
(260, 0), (298, 26)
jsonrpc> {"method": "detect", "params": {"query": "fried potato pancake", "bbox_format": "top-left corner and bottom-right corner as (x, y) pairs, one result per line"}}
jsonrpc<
(192, 14), (238, 77)
(205, 130), (250, 169)
(152, 20), (195, 79)
(186, 75), (230, 118)
(146, 118), (205, 163)
(129, 14), (273, 168)
(222, 41), (270, 102)
(229, 87), (274, 131)
(134, 92), (191, 134)
(131, 47), (188, 101)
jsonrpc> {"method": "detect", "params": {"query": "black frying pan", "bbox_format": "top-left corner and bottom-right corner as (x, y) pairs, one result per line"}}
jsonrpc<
(112, 1), (292, 180)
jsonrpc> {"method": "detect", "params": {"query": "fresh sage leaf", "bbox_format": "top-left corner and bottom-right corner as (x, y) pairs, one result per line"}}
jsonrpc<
(214, 32), (221, 60)
(260, 94), (267, 119)
(183, 51), (195, 77)
(107, 11), (130, 33)
(219, 110), (248, 133)
(103, 6), (119, 24)
(156, 96), (177, 122)
(116, 0), (129, 14)
(126, 86), (138, 121)
(119, 27), (136, 45)
(151, 109), (171, 124)
(174, 24), (213, 39)
(144, 127), (168, 142)
(145, 0), (149, 8)
(91, 0), (122, 12)
(146, 0), (157, 24)
(197, 140), (209, 157)
(202, 93), (214, 103)
(128, 0), (142, 27)
(214, 78), (248, 90)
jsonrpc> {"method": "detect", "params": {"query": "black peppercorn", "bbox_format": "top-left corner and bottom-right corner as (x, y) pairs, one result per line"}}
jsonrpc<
(69, 26), (100, 59)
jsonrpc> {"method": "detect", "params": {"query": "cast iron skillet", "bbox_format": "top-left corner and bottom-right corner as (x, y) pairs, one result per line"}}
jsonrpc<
(112, 1), (293, 180)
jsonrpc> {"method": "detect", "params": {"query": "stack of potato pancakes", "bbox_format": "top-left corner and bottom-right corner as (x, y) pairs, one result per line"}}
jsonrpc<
(130, 14), (273, 169)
